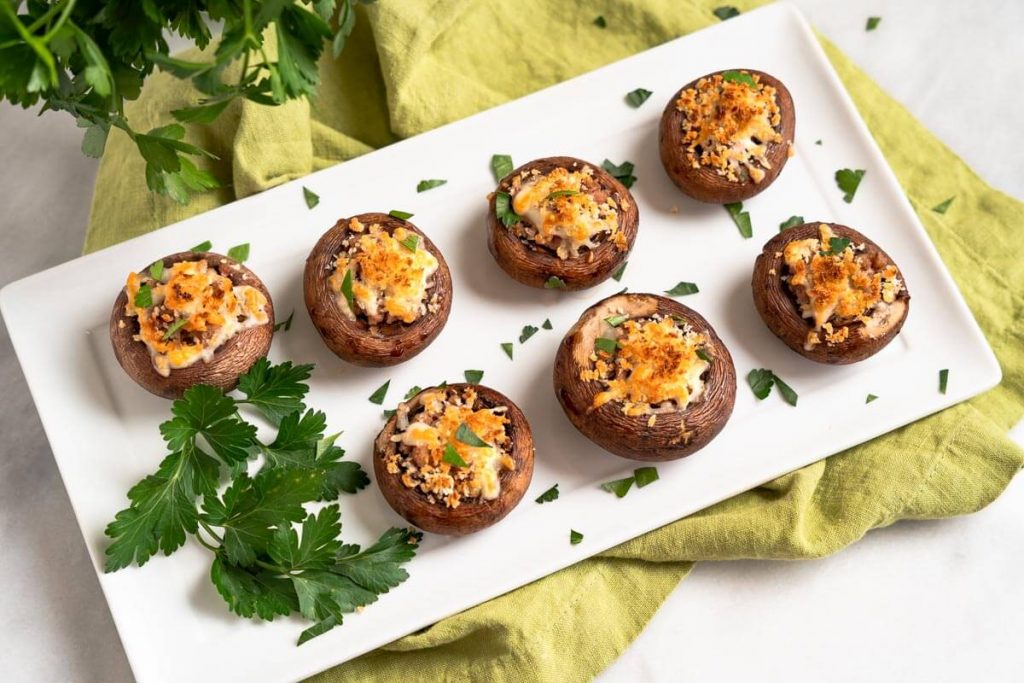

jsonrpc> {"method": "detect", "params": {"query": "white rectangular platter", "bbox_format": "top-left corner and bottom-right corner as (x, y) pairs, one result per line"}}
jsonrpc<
(0, 4), (1001, 682)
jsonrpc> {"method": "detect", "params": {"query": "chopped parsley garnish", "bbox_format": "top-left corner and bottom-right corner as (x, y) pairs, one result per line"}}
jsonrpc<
(388, 209), (414, 220)
(542, 319), (553, 330)
(713, 6), (740, 20)
(442, 443), (468, 467)
(696, 348), (712, 363)
(455, 423), (490, 448)
(932, 196), (955, 214)
(594, 337), (620, 354)
(866, 16), (881, 31)
(162, 316), (189, 340)
(491, 154), (514, 181)
(725, 202), (753, 238)
(416, 179), (447, 193)
(404, 385), (422, 400)
(227, 243), (250, 262)
(303, 186), (320, 209)
(721, 70), (756, 88)
(495, 191), (521, 227)
(821, 236), (851, 256)
(501, 342), (514, 360)
(612, 261), (628, 282)
(866, 394), (879, 404)
(747, 369), (798, 406)
(815, 139), (823, 145)
(368, 380), (390, 405)
(570, 529), (584, 545)
(604, 314), (629, 327)
(779, 215), (804, 231)
(593, 15), (607, 28)
(273, 310), (295, 332)
(939, 369), (949, 394)
(189, 240), (212, 252)
(634, 466), (659, 488)
(602, 159), (637, 189)
(544, 276), (567, 290)
(601, 476), (635, 498)
(464, 369), (484, 385)
(536, 484), (560, 504)
(399, 234), (419, 252)
(149, 260), (165, 281)
(546, 189), (580, 201)
(340, 269), (356, 313)
(383, 409), (397, 419)
(665, 281), (699, 296)
(835, 168), (866, 203)
(134, 283), (153, 308)
(520, 325), (539, 343)
(626, 88), (653, 107)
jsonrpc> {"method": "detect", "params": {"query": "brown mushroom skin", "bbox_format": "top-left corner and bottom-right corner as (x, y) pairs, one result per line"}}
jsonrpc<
(108, 252), (275, 400)
(486, 156), (639, 290)
(659, 70), (795, 204)
(554, 293), (736, 462)
(373, 383), (535, 535)
(304, 213), (453, 367)
(752, 223), (910, 364)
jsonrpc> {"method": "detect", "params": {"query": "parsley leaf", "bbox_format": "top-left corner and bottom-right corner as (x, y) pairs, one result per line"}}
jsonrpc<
(368, 380), (390, 405)
(939, 369), (949, 394)
(612, 261), (628, 282)
(570, 529), (584, 545)
(546, 189), (579, 201)
(274, 311), (295, 332)
(593, 16), (607, 28)
(150, 260), (165, 281)
(747, 368), (798, 405)
(455, 423), (490, 448)
(339, 268), (356, 314)
(725, 202), (753, 238)
(773, 375), (799, 407)
(665, 281), (699, 296)
(713, 6), (740, 20)
(160, 384), (257, 463)
(821, 236), (852, 256)
(227, 243), (250, 262)
(495, 191), (521, 227)
(491, 154), (514, 181)
(442, 443), (468, 467)
(417, 179), (447, 193)
(464, 369), (484, 384)
(835, 168), (866, 203)
(696, 348), (712, 363)
(190, 240), (213, 252)
(520, 325), (539, 343)
(779, 215), (804, 231)
(501, 342), (514, 360)
(595, 337), (620, 354)
(602, 158), (637, 188)
(235, 358), (312, 424)
(605, 314), (629, 327)
(721, 70), (756, 88)
(626, 88), (653, 107)
(134, 283), (153, 308)
(601, 476), (635, 498)
(389, 209), (414, 220)
(544, 276), (567, 290)
(634, 467), (659, 488)
(866, 16), (882, 31)
(866, 394), (879, 404)
(542, 319), (553, 330)
(932, 197), (955, 214)
(536, 484), (560, 504)
(404, 385), (422, 400)
(162, 317), (190, 340)
(399, 234), (419, 252)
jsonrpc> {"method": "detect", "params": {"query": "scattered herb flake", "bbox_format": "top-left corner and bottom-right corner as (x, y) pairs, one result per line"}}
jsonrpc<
(634, 467), (659, 488)
(725, 202), (753, 238)
(383, 409), (396, 419)
(593, 16), (607, 28)
(822, 236), (851, 256)
(779, 215), (804, 231)
(340, 269), (356, 313)
(665, 281), (699, 297)
(866, 394), (879, 404)
(570, 529), (584, 545)
(932, 197), (955, 214)
(368, 380), (390, 405)
(520, 325), (539, 343)
(546, 189), (580, 201)
(602, 159), (637, 189)
(696, 348), (712, 363)
(605, 314), (629, 327)
(303, 186), (320, 209)
(626, 88), (653, 108)
(464, 369), (484, 385)
(495, 191), (521, 227)
(536, 484), (560, 504)
(542, 319), (553, 330)
(274, 311), (295, 332)
(501, 342), (514, 360)
(544, 276), (567, 290)
(713, 6), (740, 20)
(150, 260), (165, 281)
(442, 443), (468, 467)
(162, 316), (189, 340)
(747, 368), (775, 400)
(227, 243), (250, 262)
(455, 423), (490, 448)
(491, 154), (514, 181)
(835, 168), (866, 203)
(773, 374), (799, 406)
(612, 261), (628, 282)
(815, 139), (823, 145)
(404, 386), (422, 401)
(399, 234), (419, 252)
(601, 476), (635, 498)
(866, 16), (882, 31)
(721, 70), (756, 88)
(134, 284), (153, 309)
(594, 337), (620, 354)
(939, 369), (949, 394)
(190, 240), (212, 253)
(416, 179), (447, 193)
(388, 209), (414, 220)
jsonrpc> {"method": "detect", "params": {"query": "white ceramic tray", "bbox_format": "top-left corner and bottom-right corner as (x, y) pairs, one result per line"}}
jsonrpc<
(0, 4), (1000, 682)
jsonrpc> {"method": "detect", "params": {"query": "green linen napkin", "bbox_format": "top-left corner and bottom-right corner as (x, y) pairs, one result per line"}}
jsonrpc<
(85, 1), (1024, 680)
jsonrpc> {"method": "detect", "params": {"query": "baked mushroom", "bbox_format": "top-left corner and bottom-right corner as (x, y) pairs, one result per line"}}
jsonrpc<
(486, 156), (638, 290)
(554, 293), (736, 461)
(752, 222), (910, 364)
(304, 213), (453, 366)
(373, 383), (535, 535)
(109, 252), (274, 399)
(659, 69), (795, 203)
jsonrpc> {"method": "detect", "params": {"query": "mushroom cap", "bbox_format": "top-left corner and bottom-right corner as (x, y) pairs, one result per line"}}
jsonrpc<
(658, 69), (795, 204)
(751, 222), (911, 364)
(373, 383), (535, 535)
(554, 293), (736, 461)
(486, 156), (639, 290)
(304, 212), (453, 367)
(109, 252), (275, 400)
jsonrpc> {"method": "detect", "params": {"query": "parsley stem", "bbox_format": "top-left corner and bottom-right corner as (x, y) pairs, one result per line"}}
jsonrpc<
(26, 0), (71, 34)
(199, 519), (224, 545)
(40, 0), (77, 44)
(194, 531), (220, 553)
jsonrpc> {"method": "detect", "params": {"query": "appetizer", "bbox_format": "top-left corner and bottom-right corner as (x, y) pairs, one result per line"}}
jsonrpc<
(659, 69), (795, 203)
(554, 293), (736, 461)
(109, 252), (274, 399)
(487, 155), (639, 290)
(304, 213), (453, 366)
(374, 383), (535, 535)
(752, 222), (910, 364)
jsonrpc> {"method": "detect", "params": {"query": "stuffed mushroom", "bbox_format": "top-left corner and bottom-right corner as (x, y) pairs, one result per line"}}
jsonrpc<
(487, 156), (638, 290)
(304, 213), (453, 366)
(752, 222), (910, 364)
(109, 252), (274, 399)
(554, 293), (736, 461)
(659, 69), (795, 203)
(374, 383), (535, 535)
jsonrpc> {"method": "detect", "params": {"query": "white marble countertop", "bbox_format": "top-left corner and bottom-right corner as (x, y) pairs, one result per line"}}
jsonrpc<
(1, 2), (1021, 681)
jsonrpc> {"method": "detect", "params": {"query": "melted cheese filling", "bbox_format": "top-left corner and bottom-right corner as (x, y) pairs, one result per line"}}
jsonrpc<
(327, 219), (439, 325)
(783, 224), (903, 349)
(676, 72), (783, 183)
(387, 387), (515, 508)
(509, 166), (621, 259)
(583, 316), (709, 416)
(124, 259), (269, 377)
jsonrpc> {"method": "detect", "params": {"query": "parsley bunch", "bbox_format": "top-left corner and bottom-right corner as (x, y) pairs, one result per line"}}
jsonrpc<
(104, 357), (421, 645)
(0, 1), (374, 204)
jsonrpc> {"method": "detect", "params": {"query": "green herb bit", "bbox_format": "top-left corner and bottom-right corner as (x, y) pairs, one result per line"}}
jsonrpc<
(399, 234), (419, 252)
(939, 369), (949, 394)
(546, 189), (580, 201)
(779, 215), (804, 231)
(608, 263), (627, 285)
(189, 240), (212, 253)
(713, 6), (740, 20)
(835, 168), (866, 203)
(773, 374), (799, 406)
(634, 467), (659, 488)
(519, 325), (539, 344)
(665, 281), (699, 296)
(368, 380), (390, 405)
(601, 159), (637, 189)
(463, 370), (484, 385)
(536, 484), (559, 504)
(227, 243), (250, 262)
(404, 385), (422, 400)
(821, 237), (852, 256)
(495, 191), (521, 227)
(544, 276), (567, 290)
(747, 368), (798, 406)
(570, 529), (584, 545)
(815, 139), (823, 145)
(594, 337), (620, 355)
(866, 394), (879, 404)
(383, 409), (397, 419)
(721, 70), (756, 88)
(274, 310), (295, 332)
(162, 316), (189, 340)
(455, 423), (490, 448)
(303, 186), (320, 209)
(417, 179), (447, 193)
(340, 269), (356, 313)
(593, 16), (607, 28)
(725, 202), (753, 239)
(542, 319), (553, 330)
(442, 443), (468, 467)
(501, 342), (514, 360)
(626, 88), (653, 107)
(601, 476), (635, 498)
(389, 209), (414, 220)
(491, 154), (514, 181)
(932, 197), (955, 214)
(866, 16), (881, 31)
(134, 284), (153, 309)
(696, 348), (712, 363)
(604, 314), (629, 327)
(149, 260), (165, 281)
